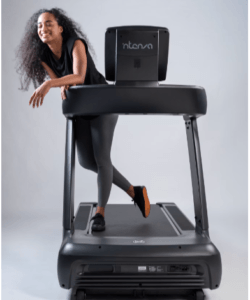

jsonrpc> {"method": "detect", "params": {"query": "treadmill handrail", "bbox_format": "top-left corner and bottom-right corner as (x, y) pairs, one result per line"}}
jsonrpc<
(62, 84), (207, 118)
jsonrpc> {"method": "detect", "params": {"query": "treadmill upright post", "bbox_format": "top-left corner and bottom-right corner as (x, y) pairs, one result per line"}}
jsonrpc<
(62, 118), (75, 239)
(184, 116), (209, 236)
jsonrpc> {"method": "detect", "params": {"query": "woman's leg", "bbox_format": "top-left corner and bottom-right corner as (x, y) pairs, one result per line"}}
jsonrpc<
(75, 116), (134, 215)
(90, 114), (131, 211)
(75, 117), (100, 172)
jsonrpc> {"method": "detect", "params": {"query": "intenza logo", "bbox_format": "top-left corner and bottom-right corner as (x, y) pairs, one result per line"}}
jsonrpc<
(122, 41), (153, 50)
(133, 240), (146, 244)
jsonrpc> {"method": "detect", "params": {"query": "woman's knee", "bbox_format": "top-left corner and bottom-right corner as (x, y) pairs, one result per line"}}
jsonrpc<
(94, 154), (112, 169)
(78, 157), (97, 172)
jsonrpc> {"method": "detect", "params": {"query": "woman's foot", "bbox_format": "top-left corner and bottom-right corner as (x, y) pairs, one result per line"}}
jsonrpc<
(127, 185), (135, 198)
(96, 206), (105, 217)
(130, 186), (151, 218)
(90, 206), (105, 231)
(90, 213), (106, 231)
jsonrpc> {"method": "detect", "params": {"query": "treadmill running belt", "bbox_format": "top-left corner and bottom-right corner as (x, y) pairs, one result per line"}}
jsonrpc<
(91, 204), (178, 237)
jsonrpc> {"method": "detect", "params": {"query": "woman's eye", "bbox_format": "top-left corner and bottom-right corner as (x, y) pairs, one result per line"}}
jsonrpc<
(38, 23), (51, 28)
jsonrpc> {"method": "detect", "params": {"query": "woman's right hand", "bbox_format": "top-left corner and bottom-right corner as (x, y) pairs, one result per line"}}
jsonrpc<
(61, 84), (76, 100)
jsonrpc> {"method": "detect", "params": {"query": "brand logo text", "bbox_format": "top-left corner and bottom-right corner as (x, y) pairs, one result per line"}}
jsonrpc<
(133, 240), (146, 244)
(122, 41), (153, 50)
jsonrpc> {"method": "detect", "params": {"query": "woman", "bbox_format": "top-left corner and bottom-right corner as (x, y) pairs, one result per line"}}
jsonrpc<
(15, 8), (150, 231)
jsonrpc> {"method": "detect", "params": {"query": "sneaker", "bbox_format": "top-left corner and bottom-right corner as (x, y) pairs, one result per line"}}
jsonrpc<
(90, 213), (106, 231)
(131, 186), (151, 218)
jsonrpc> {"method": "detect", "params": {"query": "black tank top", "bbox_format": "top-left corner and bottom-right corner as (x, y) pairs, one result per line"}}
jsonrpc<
(40, 36), (108, 120)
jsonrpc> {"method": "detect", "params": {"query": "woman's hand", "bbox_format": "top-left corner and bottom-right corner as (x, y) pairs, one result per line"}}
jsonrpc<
(29, 81), (51, 108)
(61, 84), (76, 100)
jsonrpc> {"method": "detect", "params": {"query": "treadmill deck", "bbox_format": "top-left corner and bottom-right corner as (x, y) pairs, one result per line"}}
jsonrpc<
(71, 203), (209, 246)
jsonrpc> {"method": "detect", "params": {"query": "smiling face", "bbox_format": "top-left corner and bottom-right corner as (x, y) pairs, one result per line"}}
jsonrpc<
(37, 12), (63, 43)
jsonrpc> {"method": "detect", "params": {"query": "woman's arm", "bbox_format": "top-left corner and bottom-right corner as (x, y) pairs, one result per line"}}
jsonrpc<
(29, 40), (87, 107)
(48, 40), (87, 87)
(40, 61), (59, 80)
(40, 61), (75, 100)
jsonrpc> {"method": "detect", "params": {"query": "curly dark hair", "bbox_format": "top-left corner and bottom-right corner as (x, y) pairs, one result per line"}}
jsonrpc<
(15, 7), (97, 91)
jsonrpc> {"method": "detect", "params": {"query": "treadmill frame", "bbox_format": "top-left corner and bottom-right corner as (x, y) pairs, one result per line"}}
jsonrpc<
(62, 115), (209, 240)
(57, 115), (222, 297)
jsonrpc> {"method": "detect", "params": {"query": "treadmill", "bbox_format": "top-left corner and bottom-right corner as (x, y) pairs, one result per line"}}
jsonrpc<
(58, 26), (222, 300)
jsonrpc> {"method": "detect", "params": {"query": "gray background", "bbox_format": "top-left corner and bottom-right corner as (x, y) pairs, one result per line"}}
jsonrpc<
(2, 0), (248, 299)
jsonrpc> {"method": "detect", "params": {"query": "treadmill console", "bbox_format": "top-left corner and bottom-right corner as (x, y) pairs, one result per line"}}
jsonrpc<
(105, 26), (169, 84)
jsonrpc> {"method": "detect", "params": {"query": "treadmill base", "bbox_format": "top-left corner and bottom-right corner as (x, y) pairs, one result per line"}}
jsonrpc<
(58, 203), (221, 293)
(70, 287), (205, 300)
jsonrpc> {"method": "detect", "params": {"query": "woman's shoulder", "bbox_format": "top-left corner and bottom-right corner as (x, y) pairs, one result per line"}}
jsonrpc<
(65, 36), (88, 56)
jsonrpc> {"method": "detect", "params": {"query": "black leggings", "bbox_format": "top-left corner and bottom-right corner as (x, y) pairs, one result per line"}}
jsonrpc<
(75, 114), (132, 208)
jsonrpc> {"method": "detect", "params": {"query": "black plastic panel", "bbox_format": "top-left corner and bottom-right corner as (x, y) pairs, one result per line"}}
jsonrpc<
(87, 264), (114, 273)
(105, 26), (169, 81)
(165, 205), (194, 231)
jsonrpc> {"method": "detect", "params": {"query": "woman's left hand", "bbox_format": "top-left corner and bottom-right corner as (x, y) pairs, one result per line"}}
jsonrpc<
(29, 81), (51, 108)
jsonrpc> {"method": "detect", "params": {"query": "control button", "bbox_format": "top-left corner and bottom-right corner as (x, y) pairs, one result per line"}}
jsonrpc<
(138, 266), (147, 272)
(157, 266), (164, 272)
